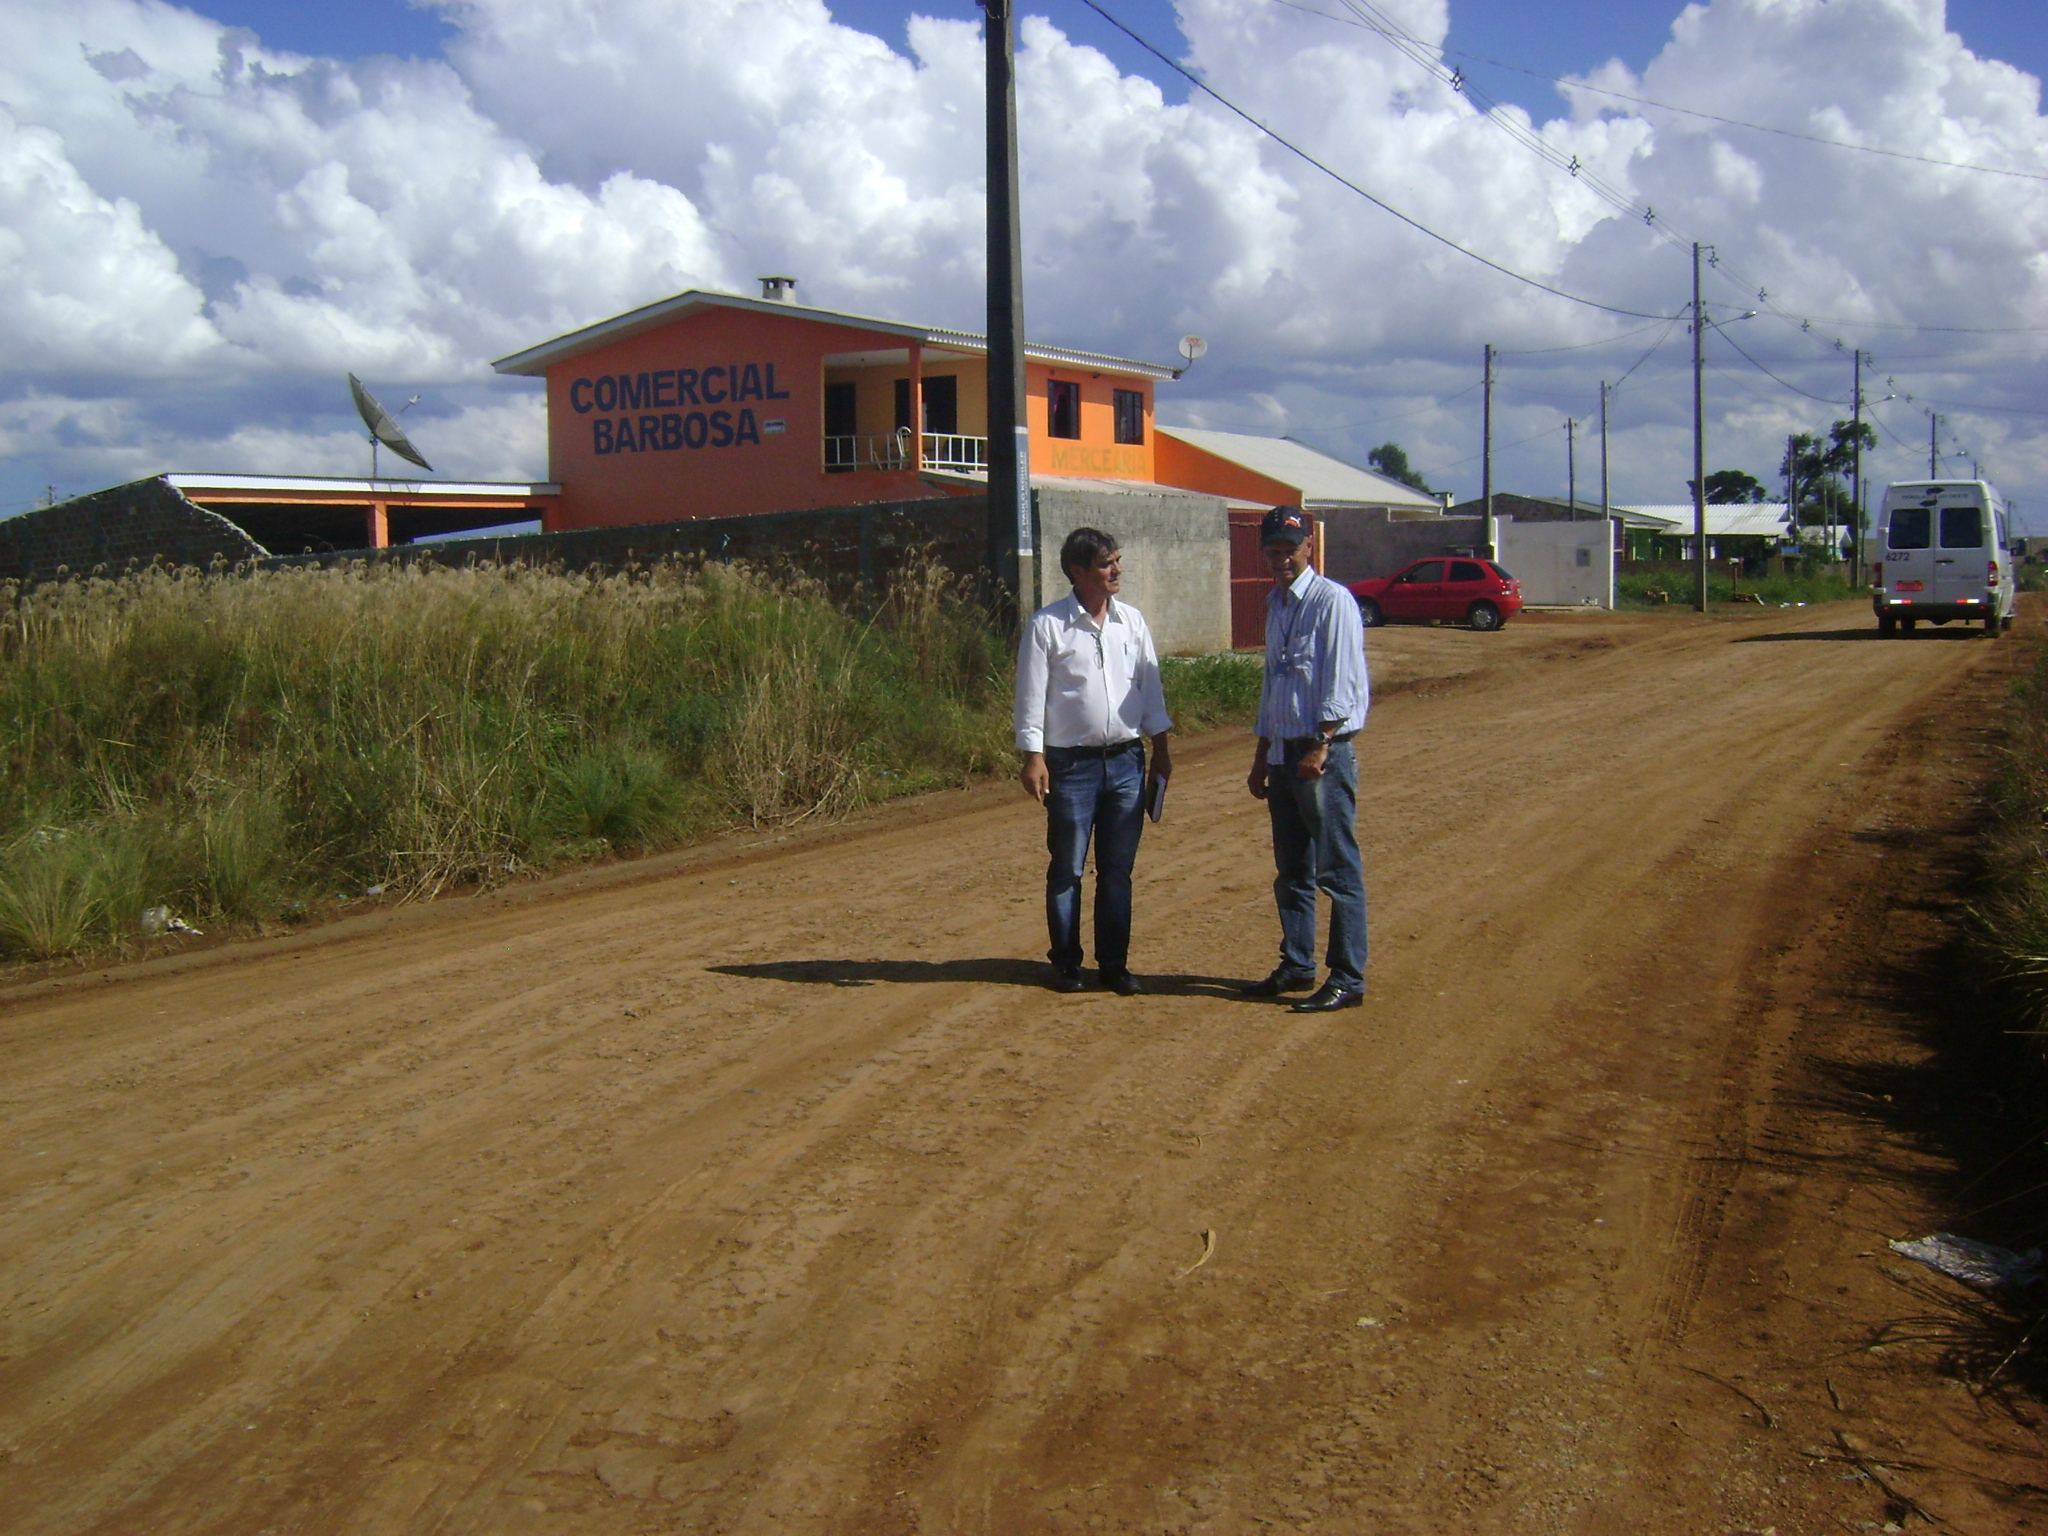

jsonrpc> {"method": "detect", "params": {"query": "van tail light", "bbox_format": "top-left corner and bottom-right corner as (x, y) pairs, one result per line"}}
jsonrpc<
(1871, 563), (1884, 586)
(1988, 560), (2000, 582)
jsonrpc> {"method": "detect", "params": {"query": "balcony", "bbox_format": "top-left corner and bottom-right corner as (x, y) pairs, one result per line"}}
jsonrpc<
(824, 431), (988, 476)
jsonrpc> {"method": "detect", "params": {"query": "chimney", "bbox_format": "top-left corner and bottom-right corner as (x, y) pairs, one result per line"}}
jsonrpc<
(758, 276), (798, 302)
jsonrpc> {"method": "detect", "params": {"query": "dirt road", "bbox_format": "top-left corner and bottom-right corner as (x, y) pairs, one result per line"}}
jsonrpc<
(4, 603), (2044, 1534)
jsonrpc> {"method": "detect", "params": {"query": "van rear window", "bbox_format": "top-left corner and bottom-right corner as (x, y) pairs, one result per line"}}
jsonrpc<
(1887, 507), (1931, 549)
(1940, 506), (1984, 548)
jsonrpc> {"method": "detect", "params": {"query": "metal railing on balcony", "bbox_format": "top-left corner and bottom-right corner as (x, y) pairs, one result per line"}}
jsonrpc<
(823, 430), (989, 475)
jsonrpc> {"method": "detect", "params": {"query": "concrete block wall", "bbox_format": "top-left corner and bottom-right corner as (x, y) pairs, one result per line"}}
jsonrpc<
(0, 477), (268, 584)
(1319, 506), (1488, 584)
(265, 496), (991, 605)
(1033, 485), (1230, 656)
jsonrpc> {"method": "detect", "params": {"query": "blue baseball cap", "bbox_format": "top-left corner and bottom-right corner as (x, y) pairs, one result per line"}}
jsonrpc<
(1260, 505), (1313, 545)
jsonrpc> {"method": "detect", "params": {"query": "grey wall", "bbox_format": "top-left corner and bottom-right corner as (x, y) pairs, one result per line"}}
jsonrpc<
(1497, 516), (1613, 606)
(1033, 485), (1230, 655)
(1319, 506), (1487, 584)
(0, 477), (268, 584)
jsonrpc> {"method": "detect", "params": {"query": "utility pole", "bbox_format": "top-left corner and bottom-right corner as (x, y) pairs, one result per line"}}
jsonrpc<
(982, 0), (1030, 610)
(1928, 412), (1940, 478)
(1691, 242), (1708, 613)
(1851, 349), (1864, 585)
(1600, 380), (1613, 607)
(1566, 417), (1577, 518)
(1785, 433), (1798, 553)
(1482, 343), (1495, 557)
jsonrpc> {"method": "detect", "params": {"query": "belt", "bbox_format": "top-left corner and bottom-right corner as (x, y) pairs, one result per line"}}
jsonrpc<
(1045, 740), (1144, 758)
(1283, 732), (1355, 750)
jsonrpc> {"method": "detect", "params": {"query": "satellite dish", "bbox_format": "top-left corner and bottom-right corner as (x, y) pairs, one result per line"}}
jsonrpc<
(348, 373), (433, 476)
(1178, 335), (1208, 362)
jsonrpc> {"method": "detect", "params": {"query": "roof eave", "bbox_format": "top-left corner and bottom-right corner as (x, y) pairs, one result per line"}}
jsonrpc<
(491, 290), (1176, 379)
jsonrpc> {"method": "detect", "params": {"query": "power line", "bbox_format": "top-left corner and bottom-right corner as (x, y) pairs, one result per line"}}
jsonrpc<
(1076, 0), (1675, 320)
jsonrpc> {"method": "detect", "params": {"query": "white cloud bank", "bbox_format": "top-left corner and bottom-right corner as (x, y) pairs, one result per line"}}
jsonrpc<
(0, 0), (2042, 517)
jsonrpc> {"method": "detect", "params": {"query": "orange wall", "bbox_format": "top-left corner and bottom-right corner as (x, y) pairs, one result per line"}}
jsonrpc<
(541, 304), (1161, 530)
(1153, 432), (1302, 508)
(1027, 362), (1153, 481)
(544, 307), (933, 529)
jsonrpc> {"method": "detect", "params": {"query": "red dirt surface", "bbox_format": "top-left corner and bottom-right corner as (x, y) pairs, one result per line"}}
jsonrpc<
(3, 600), (2043, 1534)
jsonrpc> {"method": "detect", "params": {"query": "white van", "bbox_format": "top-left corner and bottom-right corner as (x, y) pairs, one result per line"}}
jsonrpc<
(1872, 479), (2014, 636)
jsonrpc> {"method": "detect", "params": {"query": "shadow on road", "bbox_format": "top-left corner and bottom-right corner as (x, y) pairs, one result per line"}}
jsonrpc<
(1735, 626), (1987, 644)
(709, 958), (1254, 999)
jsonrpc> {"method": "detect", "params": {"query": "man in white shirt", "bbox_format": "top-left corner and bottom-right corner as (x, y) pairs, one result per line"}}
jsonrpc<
(1015, 527), (1173, 994)
(1243, 505), (1371, 1012)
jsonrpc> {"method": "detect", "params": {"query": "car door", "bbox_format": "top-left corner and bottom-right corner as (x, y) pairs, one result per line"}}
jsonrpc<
(1935, 500), (1985, 611)
(1443, 559), (1490, 620)
(1383, 560), (1446, 620)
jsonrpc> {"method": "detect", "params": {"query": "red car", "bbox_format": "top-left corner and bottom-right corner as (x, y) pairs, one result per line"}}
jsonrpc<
(1349, 557), (1522, 631)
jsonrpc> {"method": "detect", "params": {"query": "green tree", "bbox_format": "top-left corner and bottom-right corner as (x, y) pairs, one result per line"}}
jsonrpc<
(1703, 469), (1768, 504)
(1366, 442), (1433, 495)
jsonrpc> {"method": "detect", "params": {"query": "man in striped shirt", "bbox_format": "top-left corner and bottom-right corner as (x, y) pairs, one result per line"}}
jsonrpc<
(1242, 506), (1370, 1012)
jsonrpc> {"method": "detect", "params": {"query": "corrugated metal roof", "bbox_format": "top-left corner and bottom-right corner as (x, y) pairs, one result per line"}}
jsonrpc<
(1157, 428), (1440, 508)
(166, 473), (559, 497)
(491, 290), (1178, 380)
(1621, 503), (1795, 538)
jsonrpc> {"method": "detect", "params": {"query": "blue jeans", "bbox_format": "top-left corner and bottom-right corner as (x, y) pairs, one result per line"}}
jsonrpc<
(1267, 739), (1368, 989)
(1045, 742), (1146, 975)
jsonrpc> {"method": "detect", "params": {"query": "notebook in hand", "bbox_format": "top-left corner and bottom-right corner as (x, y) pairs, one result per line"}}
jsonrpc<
(1146, 774), (1168, 823)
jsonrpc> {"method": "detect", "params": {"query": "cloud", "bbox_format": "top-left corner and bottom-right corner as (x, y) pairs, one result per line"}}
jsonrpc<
(0, 0), (2042, 520)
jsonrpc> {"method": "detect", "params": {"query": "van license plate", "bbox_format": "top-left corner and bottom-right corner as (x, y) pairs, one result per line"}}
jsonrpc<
(1895, 580), (1924, 592)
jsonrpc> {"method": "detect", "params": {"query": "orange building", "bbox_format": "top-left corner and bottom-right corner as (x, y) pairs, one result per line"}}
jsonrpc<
(492, 282), (1181, 531)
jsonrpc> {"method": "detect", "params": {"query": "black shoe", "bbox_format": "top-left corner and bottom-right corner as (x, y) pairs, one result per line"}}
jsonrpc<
(1289, 981), (1364, 1013)
(1102, 970), (1145, 997)
(1241, 967), (1317, 997)
(1051, 968), (1086, 993)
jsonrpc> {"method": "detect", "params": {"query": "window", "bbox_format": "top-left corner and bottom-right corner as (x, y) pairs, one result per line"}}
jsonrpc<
(1395, 561), (1446, 584)
(1487, 562), (1515, 582)
(1940, 505), (1984, 548)
(1887, 507), (1931, 549)
(893, 377), (912, 434)
(1448, 561), (1486, 582)
(1113, 388), (1144, 445)
(1047, 379), (1081, 439)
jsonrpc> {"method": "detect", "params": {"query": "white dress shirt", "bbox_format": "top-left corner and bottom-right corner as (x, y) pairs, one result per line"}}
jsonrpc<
(1014, 591), (1172, 752)
(1256, 565), (1370, 763)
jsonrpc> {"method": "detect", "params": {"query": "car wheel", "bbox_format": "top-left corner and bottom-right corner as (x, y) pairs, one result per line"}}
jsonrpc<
(1877, 613), (1896, 636)
(1357, 596), (1384, 627)
(1467, 601), (1503, 632)
(1901, 617), (1918, 632)
(1987, 611), (2004, 637)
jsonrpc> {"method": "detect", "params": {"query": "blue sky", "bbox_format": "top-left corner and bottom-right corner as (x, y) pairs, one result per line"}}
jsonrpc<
(194, 0), (2046, 121)
(4, 0), (2042, 523)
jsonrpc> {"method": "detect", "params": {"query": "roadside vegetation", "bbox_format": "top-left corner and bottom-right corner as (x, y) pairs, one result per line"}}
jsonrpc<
(1616, 564), (1858, 609)
(0, 563), (1264, 962)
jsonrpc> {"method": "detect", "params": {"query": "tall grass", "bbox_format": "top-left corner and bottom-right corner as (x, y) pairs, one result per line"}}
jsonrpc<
(0, 560), (1010, 956)
(1978, 639), (2048, 1055)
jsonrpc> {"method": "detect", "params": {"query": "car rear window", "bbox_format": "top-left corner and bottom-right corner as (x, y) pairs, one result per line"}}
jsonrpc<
(1940, 505), (1984, 549)
(1487, 562), (1514, 582)
(1448, 561), (1487, 582)
(1887, 507), (1931, 550)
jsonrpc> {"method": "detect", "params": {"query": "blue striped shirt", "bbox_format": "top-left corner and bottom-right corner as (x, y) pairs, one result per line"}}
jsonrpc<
(1256, 566), (1369, 763)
